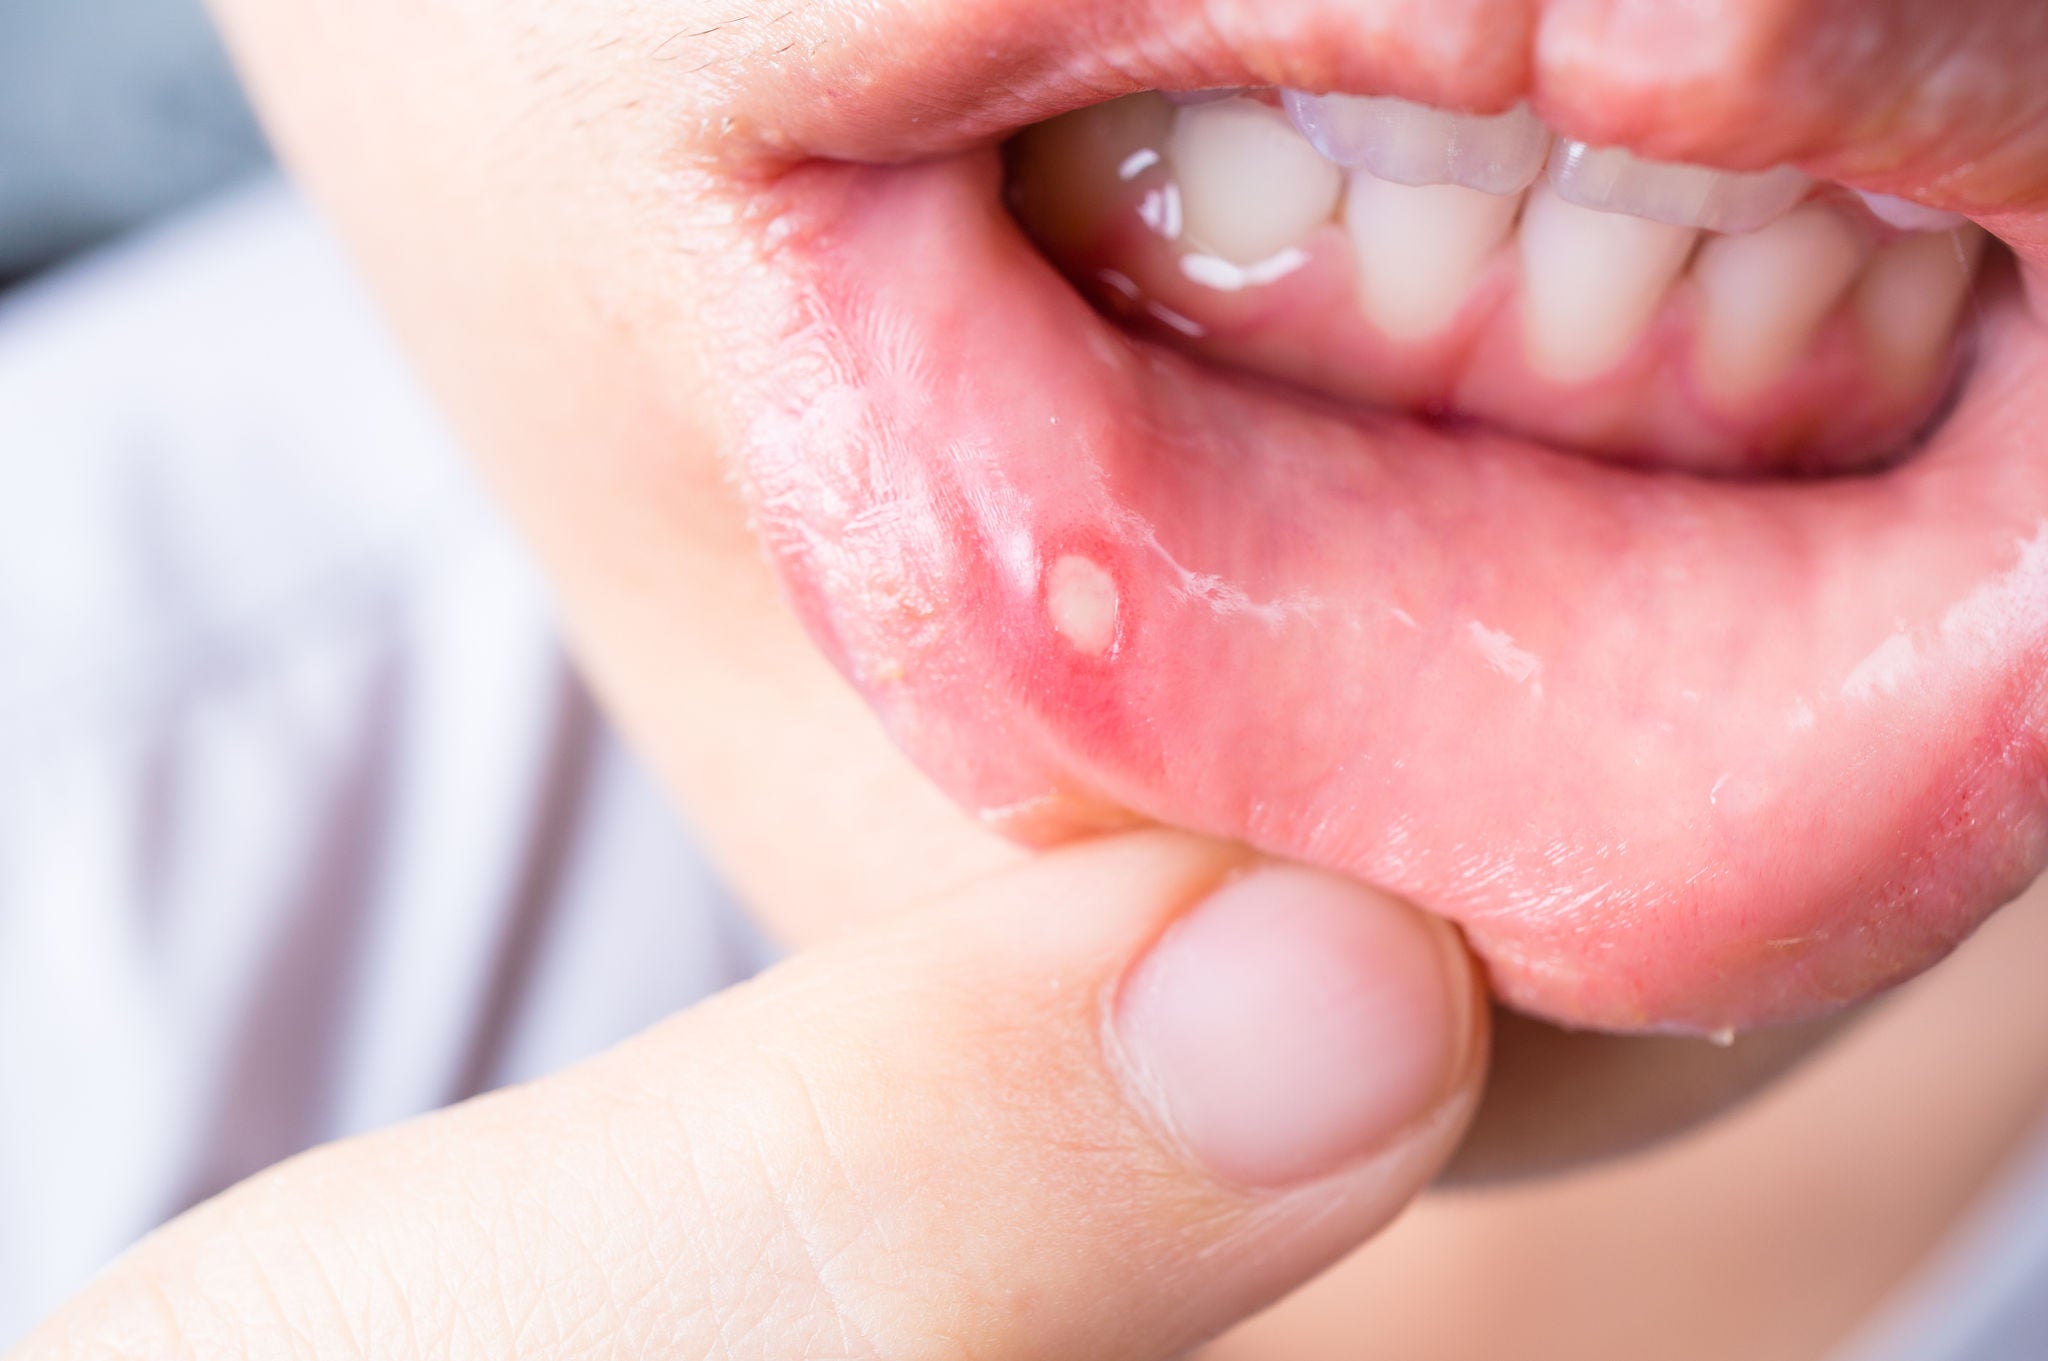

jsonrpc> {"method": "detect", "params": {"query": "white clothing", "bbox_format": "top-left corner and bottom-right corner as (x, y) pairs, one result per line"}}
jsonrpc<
(0, 181), (772, 1345)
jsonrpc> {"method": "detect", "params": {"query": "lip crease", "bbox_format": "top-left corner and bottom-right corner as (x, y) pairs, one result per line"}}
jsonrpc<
(707, 5), (2048, 1036)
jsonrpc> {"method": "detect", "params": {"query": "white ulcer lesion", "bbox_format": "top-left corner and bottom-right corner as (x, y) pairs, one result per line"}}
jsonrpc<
(1046, 553), (1121, 657)
(1062, 89), (1991, 405)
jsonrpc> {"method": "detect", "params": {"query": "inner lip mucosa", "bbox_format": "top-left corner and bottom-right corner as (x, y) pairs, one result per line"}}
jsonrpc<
(738, 84), (2048, 1039)
(1007, 90), (1996, 477)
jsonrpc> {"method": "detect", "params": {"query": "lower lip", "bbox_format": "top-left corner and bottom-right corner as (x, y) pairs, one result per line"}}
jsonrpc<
(734, 151), (2048, 1035)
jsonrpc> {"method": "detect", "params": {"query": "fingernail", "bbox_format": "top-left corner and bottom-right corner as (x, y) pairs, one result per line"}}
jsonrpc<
(1113, 864), (1468, 1187)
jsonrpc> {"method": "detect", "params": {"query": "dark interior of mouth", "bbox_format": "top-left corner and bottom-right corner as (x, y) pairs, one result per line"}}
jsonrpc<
(1004, 90), (2005, 479)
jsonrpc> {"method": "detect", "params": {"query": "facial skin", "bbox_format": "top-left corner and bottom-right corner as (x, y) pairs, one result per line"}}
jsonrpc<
(198, 0), (2043, 1164)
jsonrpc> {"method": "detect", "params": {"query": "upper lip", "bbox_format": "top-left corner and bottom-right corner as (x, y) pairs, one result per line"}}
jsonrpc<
(688, 0), (2048, 1034)
(705, 0), (2048, 238)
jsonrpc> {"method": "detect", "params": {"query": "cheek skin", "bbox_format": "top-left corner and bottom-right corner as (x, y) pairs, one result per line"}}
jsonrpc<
(204, 0), (1029, 941)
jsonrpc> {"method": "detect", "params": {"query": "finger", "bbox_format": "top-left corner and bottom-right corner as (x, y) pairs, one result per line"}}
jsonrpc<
(17, 831), (1486, 1361)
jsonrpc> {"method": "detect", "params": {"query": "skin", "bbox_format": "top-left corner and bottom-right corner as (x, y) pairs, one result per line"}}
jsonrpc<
(13, 0), (2048, 1356)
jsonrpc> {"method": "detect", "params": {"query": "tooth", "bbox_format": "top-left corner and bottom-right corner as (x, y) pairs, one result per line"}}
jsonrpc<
(1519, 184), (1699, 384)
(1548, 141), (1811, 234)
(1344, 172), (1521, 341)
(1855, 190), (1969, 234)
(1167, 98), (1345, 265)
(1693, 206), (1866, 404)
(1856, 226), (1990, 389)
(1281, 91), (1549, 195)
(1008, 94), (1176, 256)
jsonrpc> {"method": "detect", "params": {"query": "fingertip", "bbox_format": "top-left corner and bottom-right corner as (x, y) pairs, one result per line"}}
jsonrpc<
(1112, 863), (1484, 1188)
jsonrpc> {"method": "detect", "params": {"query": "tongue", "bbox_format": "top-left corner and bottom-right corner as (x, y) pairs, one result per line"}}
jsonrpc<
(738, 154), (2048, 1035)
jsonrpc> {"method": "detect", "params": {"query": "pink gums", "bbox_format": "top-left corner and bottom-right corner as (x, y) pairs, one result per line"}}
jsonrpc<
(736, 153), (2048, 1034)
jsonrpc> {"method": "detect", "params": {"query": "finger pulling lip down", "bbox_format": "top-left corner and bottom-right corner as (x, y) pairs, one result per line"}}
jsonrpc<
(717, 16), (2048, 1034)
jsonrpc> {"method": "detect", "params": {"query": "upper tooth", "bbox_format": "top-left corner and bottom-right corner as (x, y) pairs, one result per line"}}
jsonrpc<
(1548, 141), (1811, 234)
(1345, 173), (1522, 341)
(1281, 91), (1550, 196)
(1167, 98), (1344, 265)
(1009, 95), (1178, 256)
(1855, 190), (1969, 234)
(1519, 184), (1699, 384)
(1693, 206), (1866, 405)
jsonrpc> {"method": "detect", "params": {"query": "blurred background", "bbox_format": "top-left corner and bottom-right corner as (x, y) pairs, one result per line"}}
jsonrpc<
(0, 0), (269, 286)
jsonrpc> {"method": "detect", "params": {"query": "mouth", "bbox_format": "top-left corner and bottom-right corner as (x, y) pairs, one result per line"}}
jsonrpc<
(708, 0), (2048, 1034)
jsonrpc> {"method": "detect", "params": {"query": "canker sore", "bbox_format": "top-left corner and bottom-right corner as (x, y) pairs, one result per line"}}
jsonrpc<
(1048, 553), (1120, 656)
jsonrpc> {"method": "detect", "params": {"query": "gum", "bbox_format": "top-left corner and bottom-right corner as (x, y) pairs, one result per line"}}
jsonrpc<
(1008, 96), (1978, 476)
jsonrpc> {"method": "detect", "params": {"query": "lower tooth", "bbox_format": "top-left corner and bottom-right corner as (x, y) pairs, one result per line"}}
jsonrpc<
(1344, 172), (1521, 341)
(1857, 227), (1990, 389)
(1694, 206), (1866, 405)
(1519, 185), (1699, 385)
(1167, 98), (1344, 266)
